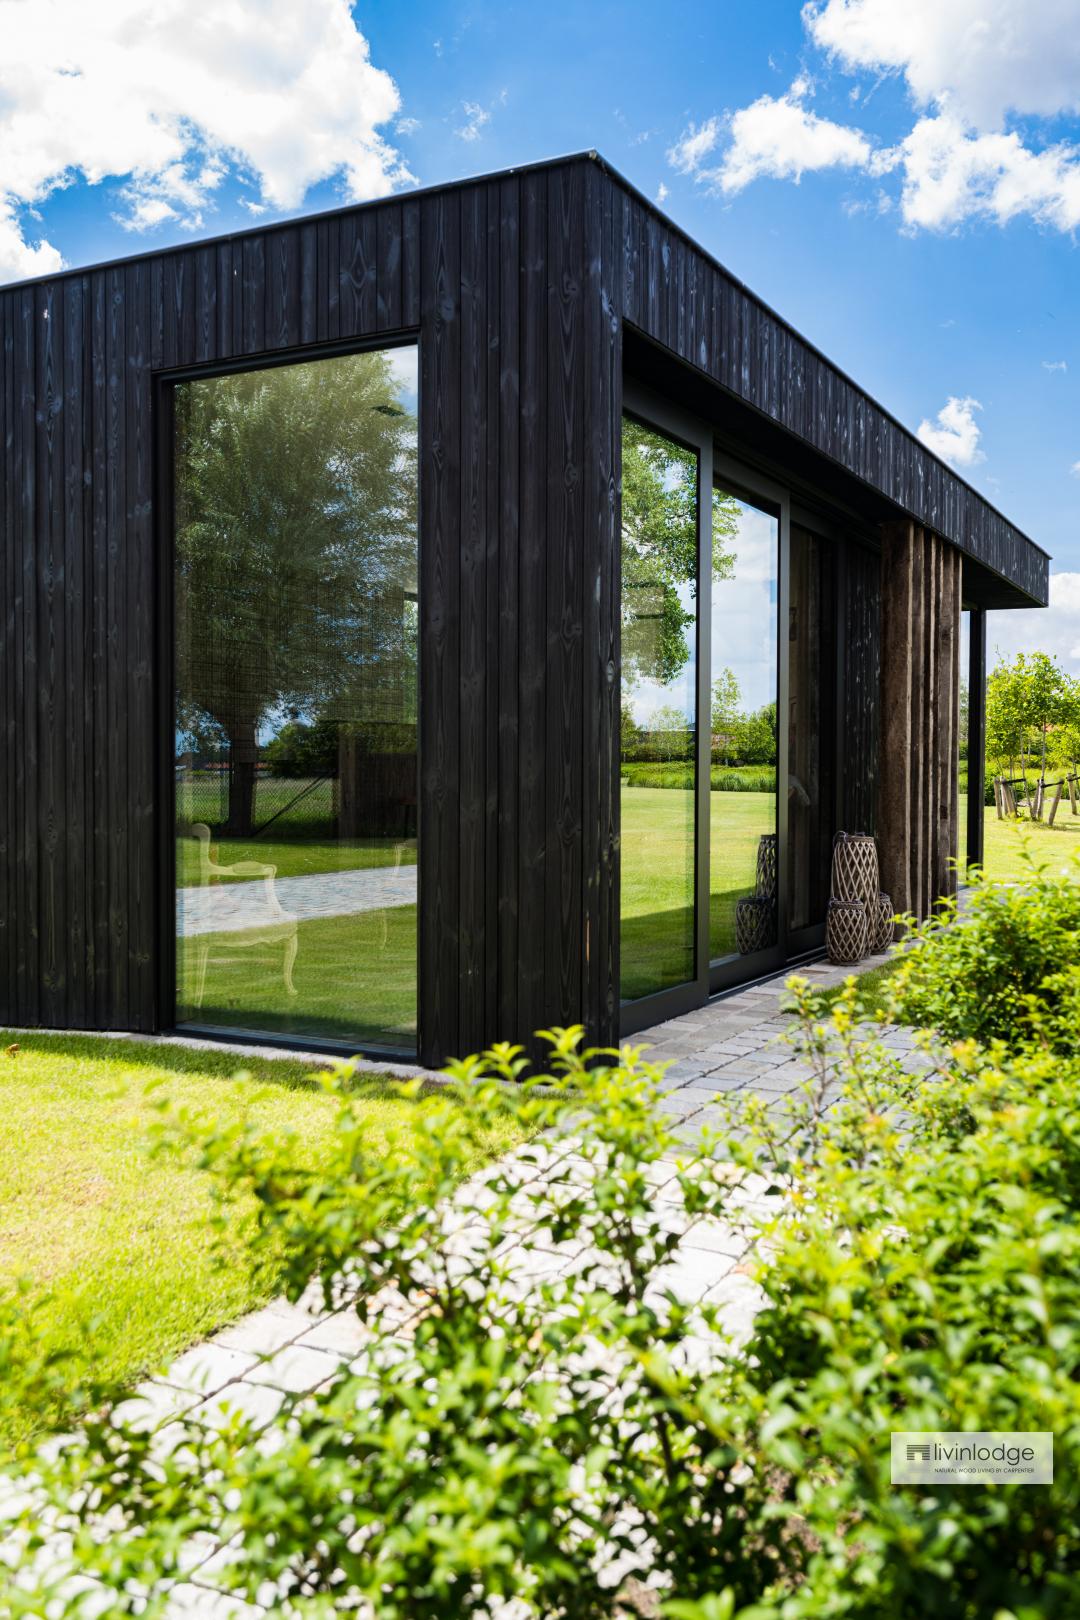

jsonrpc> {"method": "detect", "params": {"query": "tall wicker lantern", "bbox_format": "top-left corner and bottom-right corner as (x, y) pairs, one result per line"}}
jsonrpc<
(829, 832), (879, 957)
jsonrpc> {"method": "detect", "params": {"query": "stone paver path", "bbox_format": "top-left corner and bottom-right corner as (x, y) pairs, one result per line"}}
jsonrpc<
(177, 862), (417, 937)
(6, 951), (911, 1616)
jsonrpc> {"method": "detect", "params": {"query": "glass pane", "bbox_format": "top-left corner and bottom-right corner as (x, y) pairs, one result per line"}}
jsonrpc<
(174, 346), (419, 1049)
(619, 416), (698, 1002)
(710, 488), (778, 962)
(788, 526), (834, 932)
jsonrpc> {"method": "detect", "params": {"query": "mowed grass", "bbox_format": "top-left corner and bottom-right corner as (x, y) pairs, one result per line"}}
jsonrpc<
(176, 834), (415, 886)
(621, 787), (775, 999)
(0, 1032), (523, 1449)
(178, 904), (418, 1048)
(971, 796), (1080, 879)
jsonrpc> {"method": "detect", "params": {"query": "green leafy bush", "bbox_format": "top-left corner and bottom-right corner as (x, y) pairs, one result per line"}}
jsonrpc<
(6, 1006), (1080, 1617)
(888, 846), (1080, 1051)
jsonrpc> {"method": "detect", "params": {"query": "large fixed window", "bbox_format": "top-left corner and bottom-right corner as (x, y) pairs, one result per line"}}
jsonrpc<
(173, 345), (419, 1051)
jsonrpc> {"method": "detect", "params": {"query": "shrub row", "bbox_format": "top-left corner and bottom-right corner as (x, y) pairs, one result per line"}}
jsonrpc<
(6, 859), (1080, 1615)
(622, 761), (777, 793)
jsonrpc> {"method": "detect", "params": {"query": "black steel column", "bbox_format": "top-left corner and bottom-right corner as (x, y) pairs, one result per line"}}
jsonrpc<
(967, 606), (987, 872)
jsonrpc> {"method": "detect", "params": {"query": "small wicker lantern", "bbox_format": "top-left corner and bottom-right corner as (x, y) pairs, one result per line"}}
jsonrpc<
(873, 891), (894, 953)
(827, 897), (867, 965)
(735, 894), (776, 955)
(755, 833), (778, 902)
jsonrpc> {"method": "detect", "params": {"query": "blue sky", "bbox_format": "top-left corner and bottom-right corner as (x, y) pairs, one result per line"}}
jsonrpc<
(2, 0), (1079, 663)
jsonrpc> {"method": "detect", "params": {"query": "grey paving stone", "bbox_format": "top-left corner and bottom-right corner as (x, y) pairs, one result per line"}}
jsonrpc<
(295, 1309), (373, 1358)
(245, 1343), (340, 1394)
(214, 1302), (314, 1357)
(161, 1344), (257, 1397)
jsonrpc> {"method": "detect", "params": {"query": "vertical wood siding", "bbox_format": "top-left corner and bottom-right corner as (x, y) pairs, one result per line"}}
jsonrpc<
(0, 162), (622, 1060)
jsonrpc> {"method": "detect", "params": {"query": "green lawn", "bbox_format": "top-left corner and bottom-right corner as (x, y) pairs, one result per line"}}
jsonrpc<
(177, 904), (418, 1048)
(621, 787), (775, 1000)
(177, 833), (415, 886)
(0, 1032), (522, 1450)
(970, 796), (1080, 879)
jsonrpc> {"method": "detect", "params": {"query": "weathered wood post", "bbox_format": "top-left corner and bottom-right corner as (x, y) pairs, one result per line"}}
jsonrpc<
(878, 521), (962, 936)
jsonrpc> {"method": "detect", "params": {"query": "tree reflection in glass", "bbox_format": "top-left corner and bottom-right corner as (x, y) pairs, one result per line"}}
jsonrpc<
(173, 346), (419, 1049)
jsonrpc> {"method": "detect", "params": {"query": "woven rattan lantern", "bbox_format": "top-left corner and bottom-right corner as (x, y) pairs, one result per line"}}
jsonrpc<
(873, 892), (894, 953)
(755, 833), (778, 902)
(735, 895), (776, 955)
(827, 897), (867, 965)
(830, 832), (878, 956)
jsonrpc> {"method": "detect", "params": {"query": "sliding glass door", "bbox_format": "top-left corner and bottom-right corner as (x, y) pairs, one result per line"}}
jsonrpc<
(618, 410), (704, 1011)
(172, 344), (419, 1051)
(619, 393), (839, 1029)
(708, 480), (781, 985)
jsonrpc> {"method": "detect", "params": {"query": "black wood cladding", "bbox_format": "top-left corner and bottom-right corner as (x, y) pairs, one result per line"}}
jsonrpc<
(0, 159), (624, 1060)
(0, 153), (1042, 1055)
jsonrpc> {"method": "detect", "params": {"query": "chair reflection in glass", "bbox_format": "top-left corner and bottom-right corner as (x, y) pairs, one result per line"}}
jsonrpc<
(187, 822), (299, 1008)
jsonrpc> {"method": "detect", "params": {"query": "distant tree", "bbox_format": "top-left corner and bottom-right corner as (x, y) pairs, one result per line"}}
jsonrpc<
(263, 715), (340, 781)
(734, 701), (778, 767)
(710, 667), (741, 762)
(987, 652), (1075, 811)
(175, 351), (417, 835)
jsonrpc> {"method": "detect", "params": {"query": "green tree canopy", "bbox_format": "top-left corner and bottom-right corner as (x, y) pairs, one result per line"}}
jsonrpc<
(620, 418), (738, 690)
(175, 350), (417, 833)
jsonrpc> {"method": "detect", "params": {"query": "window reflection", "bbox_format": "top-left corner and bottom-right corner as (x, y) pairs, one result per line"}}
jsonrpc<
(619, 416), (698, 1001)
(710, 489), (779, 961)
(173, 346), (419, 1049)
(788, 526), (834, 933)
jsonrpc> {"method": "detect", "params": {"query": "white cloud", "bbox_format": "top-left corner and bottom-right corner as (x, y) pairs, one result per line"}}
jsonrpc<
(667, 118), (722, 175)
(455, 101), (491, 142)
(876, 114), (1080, 232)
(395, 116), (421, 136)
(1044, 360), (1068, 373)
(1070, 460), (1080, 477)
(656, 182), (669, 203)
(711, 82), (873, 193)
(677, 1), (1080, 233)
(916, 395), (984, 467)
(0, 204), (63, 283)
(804, 0), (1080, 130)
(989, 572), (1080, 675)
(0, 0), (410, 283)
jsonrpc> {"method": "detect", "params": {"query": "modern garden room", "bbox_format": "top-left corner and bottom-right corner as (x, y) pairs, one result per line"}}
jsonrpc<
(0, 151), (1049, 1066)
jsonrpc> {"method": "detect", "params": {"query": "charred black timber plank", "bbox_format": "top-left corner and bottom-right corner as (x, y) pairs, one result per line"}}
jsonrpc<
(267, 227), (299, 350)
(127, 257), (155, 1027)
(241, 234), (265, 354)
(340, 209), (377, 337)
(37, 280), (66, 1025)
(16, 289), (39, 1023)
(376, 204), (403, 333)
(495, 174), (520, 1042)
(104, 267), (129, 1023)
(89, 270), (110, 1023)
(418, 188), (461, 1065)
(516, 169), (548, 1045)
(482, 183), (501, 1042)
(545, 163), (584, 1029)
(457, 183), (486, 1050)
(195, 247), (215, 364)
(299, 223), (317, 346)
(62, 277), (88, 1027)
(402, 199), (421, 329)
